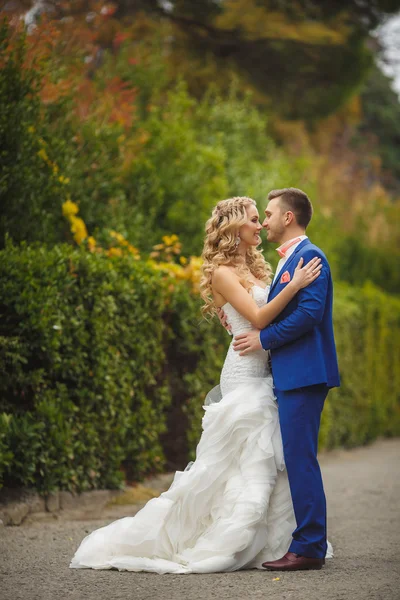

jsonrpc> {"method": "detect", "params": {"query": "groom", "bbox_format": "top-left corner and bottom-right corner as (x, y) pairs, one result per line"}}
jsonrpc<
(230, 187), (340, 570)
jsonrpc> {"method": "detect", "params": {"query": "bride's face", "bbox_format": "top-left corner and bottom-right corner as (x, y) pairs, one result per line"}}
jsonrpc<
(238, 204), (263, 247)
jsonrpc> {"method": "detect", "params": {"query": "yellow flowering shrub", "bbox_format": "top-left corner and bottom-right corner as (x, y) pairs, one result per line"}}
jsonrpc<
(87, 236), (97, 252)
(148, 235), (202, 291)
(62, 201), (201, 291)
(62, 199), (79, 218)
(61, 201), (201, 291)
(107, 246), (123, 258)
(150, 234), (182, 262)
(62, 200), (88, 245)
(61, 205), (141, 258)
(69, 216), (88, 245)
(107, 231), (141, 259)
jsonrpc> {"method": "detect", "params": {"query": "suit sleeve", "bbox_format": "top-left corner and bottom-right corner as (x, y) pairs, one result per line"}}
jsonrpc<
(260, 251), (330, 351)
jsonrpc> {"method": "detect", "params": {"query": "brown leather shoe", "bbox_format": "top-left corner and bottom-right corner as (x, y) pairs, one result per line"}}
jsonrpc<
(262, 552), (325, 571)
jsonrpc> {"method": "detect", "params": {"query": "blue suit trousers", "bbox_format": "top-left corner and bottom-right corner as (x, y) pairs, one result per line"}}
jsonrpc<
(275, 383), (329, 559)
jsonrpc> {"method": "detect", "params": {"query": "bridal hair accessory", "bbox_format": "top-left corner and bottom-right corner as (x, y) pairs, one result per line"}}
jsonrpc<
(280, 271), (291, 284)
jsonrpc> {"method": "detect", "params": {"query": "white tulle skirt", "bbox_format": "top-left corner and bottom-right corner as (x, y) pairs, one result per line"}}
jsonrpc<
(70, 377), (324, 573)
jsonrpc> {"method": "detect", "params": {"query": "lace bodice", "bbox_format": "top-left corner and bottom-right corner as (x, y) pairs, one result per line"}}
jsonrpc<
(220, 285), (271, 396)
(222, 285), (270, 337)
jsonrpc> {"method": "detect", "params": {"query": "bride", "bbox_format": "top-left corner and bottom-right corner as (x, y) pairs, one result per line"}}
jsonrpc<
(70, 196), (323, 574)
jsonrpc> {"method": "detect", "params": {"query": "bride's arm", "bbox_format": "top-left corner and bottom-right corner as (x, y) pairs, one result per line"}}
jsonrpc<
(213, 257), (322, 330)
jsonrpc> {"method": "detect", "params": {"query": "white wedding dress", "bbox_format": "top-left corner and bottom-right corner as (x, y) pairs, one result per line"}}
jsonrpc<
(70, 286), (329, 573)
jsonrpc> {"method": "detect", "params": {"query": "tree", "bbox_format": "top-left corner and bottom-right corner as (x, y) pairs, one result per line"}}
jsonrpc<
(15, 0), (400, 119)
(355, 64), (400, 191)
(0, 20), (66, 246)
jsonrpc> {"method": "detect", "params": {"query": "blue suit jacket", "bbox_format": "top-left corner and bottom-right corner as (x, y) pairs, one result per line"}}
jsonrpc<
(260, 239), (340, 391)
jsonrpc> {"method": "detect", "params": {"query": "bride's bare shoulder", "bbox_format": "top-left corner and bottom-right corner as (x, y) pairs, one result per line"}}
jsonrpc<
(212, 265), (238, 284)
(212, 267), (244, 297)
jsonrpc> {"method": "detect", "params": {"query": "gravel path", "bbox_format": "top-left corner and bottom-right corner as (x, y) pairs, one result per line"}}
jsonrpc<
(1, 438), (399, 600)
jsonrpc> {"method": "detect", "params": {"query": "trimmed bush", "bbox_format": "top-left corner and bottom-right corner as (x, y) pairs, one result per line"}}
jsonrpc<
(0, 242), (227, 491)
(321, 281), (400, 448)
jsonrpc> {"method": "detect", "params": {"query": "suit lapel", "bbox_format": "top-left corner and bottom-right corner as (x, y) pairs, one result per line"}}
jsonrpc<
(269, 238), (311, 297)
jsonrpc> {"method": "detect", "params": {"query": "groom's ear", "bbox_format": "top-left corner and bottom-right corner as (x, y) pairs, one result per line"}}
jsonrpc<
(284, 211), (295, 225)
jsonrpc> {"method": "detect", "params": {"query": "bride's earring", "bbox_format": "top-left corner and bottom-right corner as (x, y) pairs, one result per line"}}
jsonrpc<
(235, 236), (241, 248)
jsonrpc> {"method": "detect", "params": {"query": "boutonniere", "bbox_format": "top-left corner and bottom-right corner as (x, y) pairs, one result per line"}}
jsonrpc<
(280, 271), (291, 284)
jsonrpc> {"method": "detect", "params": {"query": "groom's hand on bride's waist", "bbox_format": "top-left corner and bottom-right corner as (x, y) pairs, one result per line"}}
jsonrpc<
(233, 331), (262, 355)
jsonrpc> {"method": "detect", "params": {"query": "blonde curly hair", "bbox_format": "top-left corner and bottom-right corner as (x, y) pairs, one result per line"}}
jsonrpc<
(200, 196), (272, 317)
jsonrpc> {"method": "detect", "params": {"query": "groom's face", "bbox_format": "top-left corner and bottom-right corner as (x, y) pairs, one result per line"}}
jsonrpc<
(262, 197), (286, 243)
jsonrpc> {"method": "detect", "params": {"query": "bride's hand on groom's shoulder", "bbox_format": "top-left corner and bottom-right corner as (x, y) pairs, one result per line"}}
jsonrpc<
(233, 331), (262, 356)
(217, 307), (233, 335)
(292, 256), (322, 291)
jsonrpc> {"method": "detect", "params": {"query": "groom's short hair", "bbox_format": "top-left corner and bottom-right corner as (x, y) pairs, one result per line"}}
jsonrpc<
(268, 187), (313, 228)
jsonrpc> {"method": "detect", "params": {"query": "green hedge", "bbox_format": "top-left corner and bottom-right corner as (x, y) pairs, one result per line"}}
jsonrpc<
(0, 243), (399, 492)
(0, 242), (227, 491)
(320, 281), (400, 448)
